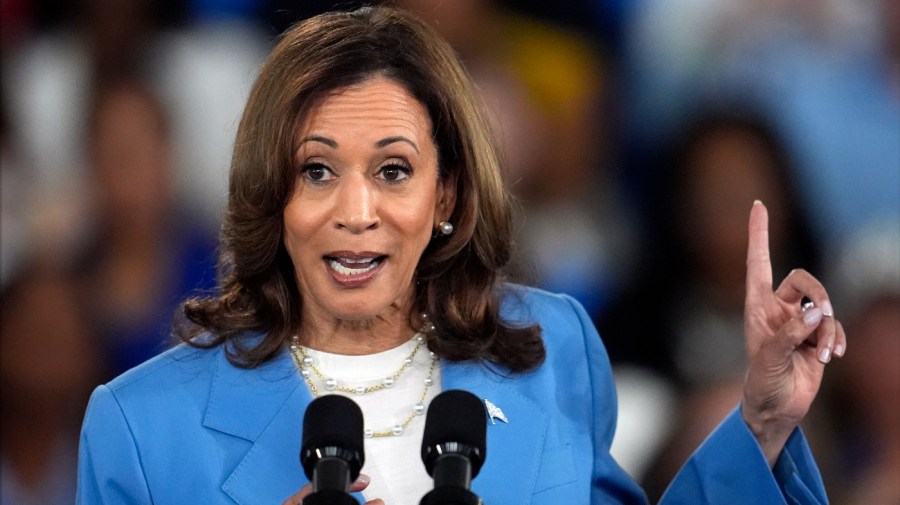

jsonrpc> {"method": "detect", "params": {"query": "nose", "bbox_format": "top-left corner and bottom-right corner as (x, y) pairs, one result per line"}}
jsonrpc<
(333, 173), (379, 233)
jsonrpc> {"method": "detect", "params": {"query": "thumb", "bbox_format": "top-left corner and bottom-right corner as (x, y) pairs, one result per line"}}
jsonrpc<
(774, 306), (825, 352)
(351, 473), (372, 492)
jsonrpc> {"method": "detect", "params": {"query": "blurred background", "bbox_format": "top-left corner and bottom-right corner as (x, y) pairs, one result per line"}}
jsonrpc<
(1, 0), (897, 503)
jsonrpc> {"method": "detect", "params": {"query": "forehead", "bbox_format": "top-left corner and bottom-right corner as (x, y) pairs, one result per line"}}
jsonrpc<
(299, 76), (433, 142)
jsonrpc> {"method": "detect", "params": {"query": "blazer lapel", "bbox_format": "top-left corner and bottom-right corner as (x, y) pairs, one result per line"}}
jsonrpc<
(442, 360), (548, 505)
(203, 348), (313, 504)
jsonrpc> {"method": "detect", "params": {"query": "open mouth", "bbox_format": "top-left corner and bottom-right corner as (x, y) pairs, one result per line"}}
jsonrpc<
(326, 255), (386, 275)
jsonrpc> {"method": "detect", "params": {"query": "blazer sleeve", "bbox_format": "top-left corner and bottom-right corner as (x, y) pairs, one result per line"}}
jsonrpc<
(659, 407), (828, 505)
(77, 385), (154, 505)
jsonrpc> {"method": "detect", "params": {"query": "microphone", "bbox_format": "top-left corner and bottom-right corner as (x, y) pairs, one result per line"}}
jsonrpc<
(419, 390), (487, 505)
(300, 395), (365, 505)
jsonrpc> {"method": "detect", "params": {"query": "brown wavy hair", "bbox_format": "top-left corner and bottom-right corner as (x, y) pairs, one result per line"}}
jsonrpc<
(177, 6), (545, 372)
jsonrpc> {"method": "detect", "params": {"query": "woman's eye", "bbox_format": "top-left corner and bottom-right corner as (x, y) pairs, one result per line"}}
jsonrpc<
(301, 163), (335, 182)
(377, 163), (411, 182)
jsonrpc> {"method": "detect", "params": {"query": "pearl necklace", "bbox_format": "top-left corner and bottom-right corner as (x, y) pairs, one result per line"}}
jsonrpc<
(289, 333), (438, 438)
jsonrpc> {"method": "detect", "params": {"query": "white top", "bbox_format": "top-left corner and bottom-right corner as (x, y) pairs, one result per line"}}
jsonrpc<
(301, 337), (441, 505)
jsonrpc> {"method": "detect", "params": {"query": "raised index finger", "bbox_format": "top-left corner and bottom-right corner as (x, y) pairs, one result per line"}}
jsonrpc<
(746, 200), (773, 299)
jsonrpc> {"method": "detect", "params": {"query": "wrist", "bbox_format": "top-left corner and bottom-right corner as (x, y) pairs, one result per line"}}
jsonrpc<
(740, 401), (796, 468)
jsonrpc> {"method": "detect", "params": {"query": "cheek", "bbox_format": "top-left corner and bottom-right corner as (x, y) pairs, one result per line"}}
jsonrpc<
(403, 194), (440, 235)
(389, 201), (437, 269)
(396, 210), (433, 253)
(283, 207), (318, 268)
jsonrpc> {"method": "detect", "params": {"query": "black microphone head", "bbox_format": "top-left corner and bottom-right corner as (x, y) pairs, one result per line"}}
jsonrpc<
(301, 395), (365, 482)
(421, 389), (487, 478)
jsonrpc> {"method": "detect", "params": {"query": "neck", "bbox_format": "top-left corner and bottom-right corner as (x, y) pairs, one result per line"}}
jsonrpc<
(297, 311), (418, 355)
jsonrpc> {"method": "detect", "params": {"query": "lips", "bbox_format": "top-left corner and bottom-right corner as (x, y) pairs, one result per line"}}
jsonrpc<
(324, 252), (387, 287)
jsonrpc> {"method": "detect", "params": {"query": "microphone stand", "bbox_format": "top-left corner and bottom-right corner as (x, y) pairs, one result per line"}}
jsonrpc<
(418, 451), (482, 505)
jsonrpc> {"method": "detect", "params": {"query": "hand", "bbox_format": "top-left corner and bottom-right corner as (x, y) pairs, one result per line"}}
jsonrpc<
(741, 201), (847, 467)
(282, 474), (384, 505)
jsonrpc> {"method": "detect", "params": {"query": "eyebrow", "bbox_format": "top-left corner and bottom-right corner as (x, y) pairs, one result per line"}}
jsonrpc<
(298, 135), (337, 148)
(375, 136), (419, 153)
(297, 134), (420, 153)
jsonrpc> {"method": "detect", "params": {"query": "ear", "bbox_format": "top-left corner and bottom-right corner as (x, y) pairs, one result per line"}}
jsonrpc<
(435, 171), (458, 222)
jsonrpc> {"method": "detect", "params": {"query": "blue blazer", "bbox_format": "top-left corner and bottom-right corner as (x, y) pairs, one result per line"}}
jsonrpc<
(77, 287), (828, 504)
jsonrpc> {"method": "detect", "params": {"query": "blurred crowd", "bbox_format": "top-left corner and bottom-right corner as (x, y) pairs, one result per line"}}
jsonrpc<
(1, 0), (897, 504)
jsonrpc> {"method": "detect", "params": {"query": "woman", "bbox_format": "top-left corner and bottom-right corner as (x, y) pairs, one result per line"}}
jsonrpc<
(77, 6), (845, 505)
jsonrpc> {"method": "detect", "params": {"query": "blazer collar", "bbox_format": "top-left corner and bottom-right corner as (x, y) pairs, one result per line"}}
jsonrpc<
(203, 349), (547, 505)
(203, 346), (304, 441)
(203, 346), (317, 504)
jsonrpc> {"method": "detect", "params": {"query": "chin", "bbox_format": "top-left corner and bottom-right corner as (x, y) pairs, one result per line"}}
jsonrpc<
(327, 297), (396, 321)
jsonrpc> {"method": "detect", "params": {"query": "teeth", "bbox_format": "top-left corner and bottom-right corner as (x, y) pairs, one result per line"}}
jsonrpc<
(342, 257), (373, 264)
(330, 258), (380, 275)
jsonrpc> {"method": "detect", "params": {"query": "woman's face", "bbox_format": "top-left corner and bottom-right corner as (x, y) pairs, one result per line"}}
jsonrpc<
(284, 76), (455, 325)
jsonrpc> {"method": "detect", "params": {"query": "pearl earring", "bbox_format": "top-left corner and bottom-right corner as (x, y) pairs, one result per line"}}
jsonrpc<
(438, 221), (454, 236)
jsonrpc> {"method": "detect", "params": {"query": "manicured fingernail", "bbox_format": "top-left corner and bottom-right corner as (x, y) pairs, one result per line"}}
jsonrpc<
(818, 347), (832, 364)
(803, 307), (823, 326)
(753, 199), (763, 206)
(834, 344), (845, 357)
(822, 301), (834, 317)
(356, 474), (370, 485)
